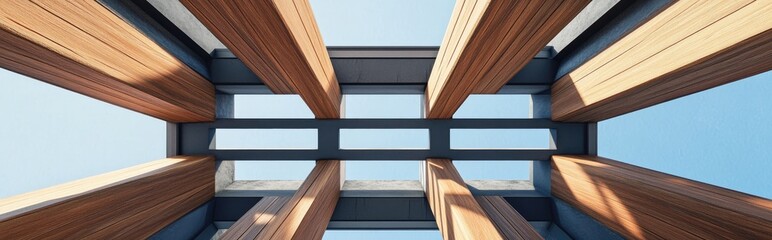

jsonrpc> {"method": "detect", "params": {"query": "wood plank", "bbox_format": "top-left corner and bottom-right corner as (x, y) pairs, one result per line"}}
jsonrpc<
(221, 160), (341, 240)
(220, 196), (291, 240)
(552, 1), (772, 122)
(424, 158), (504, 239)
(476, 196), (544, 240)
(0, 156), (215, 239)
(0, 1), (214, 122)
(551, 155), (772, 239)
(426, 0), (588, 119)
(181, 0), (341, 119)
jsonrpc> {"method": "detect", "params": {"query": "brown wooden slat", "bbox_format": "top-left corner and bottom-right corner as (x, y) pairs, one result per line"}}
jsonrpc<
(424, 158), (505, 240)
(425, 0), (588, 119)
(551, 155), (772, 239)
(220, 196), (291, 240)
(0, 1), (214, 123)
(552, 1), (772, 122)
(181, 0), (341, 119)
(0, 156), (215, 239)
(221, 160), (341, 240)
(476, 196), (544, 240)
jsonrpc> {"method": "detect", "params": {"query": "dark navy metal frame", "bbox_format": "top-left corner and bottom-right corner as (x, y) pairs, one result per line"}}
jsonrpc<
(178, 119), (590, 161)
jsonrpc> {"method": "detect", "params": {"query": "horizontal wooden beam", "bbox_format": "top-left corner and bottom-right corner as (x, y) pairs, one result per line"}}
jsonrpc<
(424, 158), (504, 239)
(552, 1), (772, 122)
(221, 160), (341, 240)
(0, 156), (214, 239)
(425, 0), (588, 118)
(181, 0), (341, 119)
(552, 155), (772, 239)
(0, 1), (214, 122)
(476, 196), (544, 240)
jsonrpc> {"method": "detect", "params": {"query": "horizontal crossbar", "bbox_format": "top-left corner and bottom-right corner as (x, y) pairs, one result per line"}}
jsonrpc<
(178, 119), (589, 160)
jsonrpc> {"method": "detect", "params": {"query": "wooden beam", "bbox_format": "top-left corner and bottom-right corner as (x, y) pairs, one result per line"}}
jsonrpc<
(0, 156), (214, 239)
(181, 0), (341, 119)
(0, 1), (214, 122)
(476, 196), (544, 240)
(425, 0), (588, 119)
(552, 155), (772, 239)
(552, 1), (772, 122)
(221, 160), (341, 240)
(424, 158), (504, 239)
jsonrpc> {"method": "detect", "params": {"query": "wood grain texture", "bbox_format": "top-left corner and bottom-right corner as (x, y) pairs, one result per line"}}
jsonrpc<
(424, 159), (504, 240)
(425, 0), (588, 119)
(0, 155), (214, 239)
(476, 196), (544, 240)
(551, 155), (772, 239)
(0, 1), (214, 123)
(552, 1), (772, 122)
(222, 160), (341, 240)
(181, 0), (341, 119)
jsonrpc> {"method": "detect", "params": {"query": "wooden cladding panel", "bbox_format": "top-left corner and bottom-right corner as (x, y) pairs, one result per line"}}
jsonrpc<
(0, 156), (214, 239)
(181, 0), (341, 119)
(424, 159), (503, 240)
(476, 196), (544, 240)
(552, 1), (772, 122)
(0, 1), (214, 122)
(426, 0), (588, 119)
(551, 155), (772, 239)
(222, 160), (341, 240)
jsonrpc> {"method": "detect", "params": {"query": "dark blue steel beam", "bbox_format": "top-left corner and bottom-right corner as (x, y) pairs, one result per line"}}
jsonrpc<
(179, 119), (589, 161)
(213, 196), (552, 225)
(210, 48), (556, 95)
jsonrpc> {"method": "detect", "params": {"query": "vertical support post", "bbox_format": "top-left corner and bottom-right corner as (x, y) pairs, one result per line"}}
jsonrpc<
(339, 95), (346, 187)
(166, 122), (178, 157)
(530, 94), (553, 195)
(215, 93), (235, 193)
(529, 94), (552, 119)
(587, 122), (598, 156)
(317, 122), (339, 159)
(429, 122), (450, 159)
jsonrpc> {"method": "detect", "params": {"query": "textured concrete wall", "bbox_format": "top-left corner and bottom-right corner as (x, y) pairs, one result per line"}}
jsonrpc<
(147, 0), (225, 53)
(547, 0), (619, 52)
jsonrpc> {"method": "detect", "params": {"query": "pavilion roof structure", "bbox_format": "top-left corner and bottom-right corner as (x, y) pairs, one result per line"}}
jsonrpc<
(0, 0), (770, 239)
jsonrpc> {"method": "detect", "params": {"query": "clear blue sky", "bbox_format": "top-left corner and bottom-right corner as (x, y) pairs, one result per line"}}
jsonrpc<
(0, 1), (769, 239)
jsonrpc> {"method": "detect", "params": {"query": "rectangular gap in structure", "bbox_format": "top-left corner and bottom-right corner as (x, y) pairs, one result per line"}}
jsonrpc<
(235, 161), (315, 180)
(454, 161), (533, 180)
(234, 94), (314, 118)
(345, 161), (420, 180)
(214, 129), (318, 150)
(454, 94), (532, 119)
(339, 129), (429, 150)
(449, 129), (554, 150)
(343, 94), (423, 118)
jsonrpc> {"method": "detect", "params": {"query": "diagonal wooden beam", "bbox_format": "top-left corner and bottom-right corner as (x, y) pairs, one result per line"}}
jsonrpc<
(552, 155), (772, 239)
(0, 1), (214, 123)
(552, 1), (772, 122)
(0, 156), (214, 239)
(181, 0), (341, 119)
(425, 0), (588, 119)
(424, 158), (541, 239)
(221, 160), (341, 240)
(476, 196), (544, 240)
